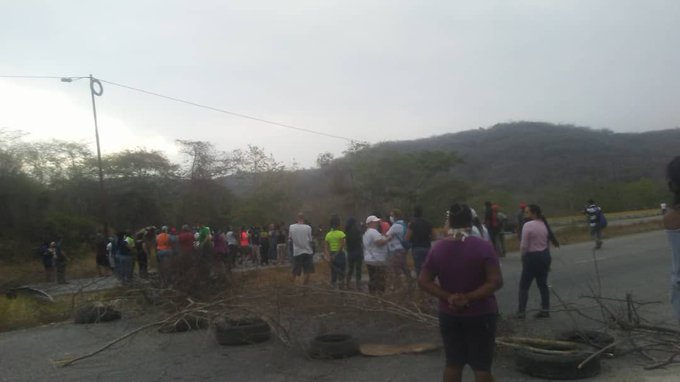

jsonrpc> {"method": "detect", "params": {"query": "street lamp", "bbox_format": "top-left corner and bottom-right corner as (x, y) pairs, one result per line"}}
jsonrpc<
(62, 74), (108, 235)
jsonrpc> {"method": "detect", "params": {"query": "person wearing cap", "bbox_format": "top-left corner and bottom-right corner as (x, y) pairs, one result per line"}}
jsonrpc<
(363, 215), (389, 294)
(289, 213), (315, 284)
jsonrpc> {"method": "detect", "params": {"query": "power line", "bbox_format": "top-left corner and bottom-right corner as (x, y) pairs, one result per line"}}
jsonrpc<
(98, 79), (357, 142)
(0, 74), (362, 143)
(0, 75), (72, 79)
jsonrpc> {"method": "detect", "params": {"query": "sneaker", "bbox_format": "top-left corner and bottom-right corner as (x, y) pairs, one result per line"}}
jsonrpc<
(534, 311), (550, 319)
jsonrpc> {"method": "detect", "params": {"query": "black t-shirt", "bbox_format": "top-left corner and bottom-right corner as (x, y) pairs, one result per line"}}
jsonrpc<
(409, 217), (433, 248)
(345, 226), (363, 252)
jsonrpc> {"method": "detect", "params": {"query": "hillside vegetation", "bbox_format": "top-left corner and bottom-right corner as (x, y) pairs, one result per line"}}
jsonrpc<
(0, 122), (677, 263)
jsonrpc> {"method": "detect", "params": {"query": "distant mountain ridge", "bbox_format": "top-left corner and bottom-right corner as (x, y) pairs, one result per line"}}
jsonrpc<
(376, 122), (680, 194)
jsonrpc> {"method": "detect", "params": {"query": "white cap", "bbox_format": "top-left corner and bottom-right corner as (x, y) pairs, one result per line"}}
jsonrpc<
(365, 215), (381, 224)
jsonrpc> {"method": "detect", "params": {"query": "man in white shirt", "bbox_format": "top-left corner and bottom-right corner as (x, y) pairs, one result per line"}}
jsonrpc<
(289, 212), (314, 284)
(363, 215), (388, 293)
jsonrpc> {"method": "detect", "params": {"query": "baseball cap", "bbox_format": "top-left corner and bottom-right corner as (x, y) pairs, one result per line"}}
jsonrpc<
(365, 215), (381, 224)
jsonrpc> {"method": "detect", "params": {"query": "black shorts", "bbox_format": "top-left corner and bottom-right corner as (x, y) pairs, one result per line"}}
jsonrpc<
(439, 312), (496, 372)
(292, 253), (314, 276)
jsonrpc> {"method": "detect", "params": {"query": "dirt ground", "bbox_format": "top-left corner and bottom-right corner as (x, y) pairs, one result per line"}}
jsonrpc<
(1, 290), (680, 382)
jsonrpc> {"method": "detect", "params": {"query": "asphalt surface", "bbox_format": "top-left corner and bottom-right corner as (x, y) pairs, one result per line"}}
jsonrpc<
(1, 229), (678, 382)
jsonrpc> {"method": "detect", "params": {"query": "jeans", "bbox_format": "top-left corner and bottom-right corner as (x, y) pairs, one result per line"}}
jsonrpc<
(518, 249), (551, 312)
(329, 251), (346, 285)
(411, 247), (430, 277)
(346, 248), (364, 283)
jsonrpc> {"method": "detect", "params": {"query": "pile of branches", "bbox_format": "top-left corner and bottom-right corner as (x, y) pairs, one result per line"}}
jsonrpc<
(554, 288), (680, 371)
(53, 282), (439, 368)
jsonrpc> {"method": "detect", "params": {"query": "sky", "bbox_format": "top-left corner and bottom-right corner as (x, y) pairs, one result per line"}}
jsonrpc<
(1, 0), (679, 168)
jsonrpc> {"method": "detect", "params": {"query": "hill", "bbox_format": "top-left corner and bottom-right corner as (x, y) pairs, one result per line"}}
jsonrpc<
(379, 122), (679, 192)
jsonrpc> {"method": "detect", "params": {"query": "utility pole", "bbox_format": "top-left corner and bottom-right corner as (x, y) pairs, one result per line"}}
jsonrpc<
(89, 75), (108, 236)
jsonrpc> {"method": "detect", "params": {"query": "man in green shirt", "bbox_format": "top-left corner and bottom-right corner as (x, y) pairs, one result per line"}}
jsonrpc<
(324, 214), (347, 288)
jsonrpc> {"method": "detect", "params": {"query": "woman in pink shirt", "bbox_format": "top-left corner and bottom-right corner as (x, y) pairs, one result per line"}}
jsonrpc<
(517, 204), (560, 319)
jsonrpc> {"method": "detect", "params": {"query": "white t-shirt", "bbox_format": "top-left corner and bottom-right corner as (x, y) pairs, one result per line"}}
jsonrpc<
(289, 223), (313, 256)
(363, 228), (388, 264)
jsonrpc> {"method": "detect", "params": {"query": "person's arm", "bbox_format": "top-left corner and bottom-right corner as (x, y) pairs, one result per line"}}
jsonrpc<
(453, 261), (503, 308)
(418, 269), (454, 302)
(520, 222), (531, 256)
(404, 224), (413, 242)
(340, 237), (346, 253)
(323, 238), (330, 260)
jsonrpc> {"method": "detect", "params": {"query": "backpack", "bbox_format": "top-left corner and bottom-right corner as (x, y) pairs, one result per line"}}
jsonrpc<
(397, 221), (411, 250)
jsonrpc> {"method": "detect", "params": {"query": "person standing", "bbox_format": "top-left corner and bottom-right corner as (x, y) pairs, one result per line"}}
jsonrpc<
(276, 224), (288, 265)
(405, 206), (433, 277)
(484, 201), (503, 257)
(260, 227), (270, 265)
(663, 156), (680, 324)
(178, 224), (195, 258)
(251, 226), (261, 265)
(517, 204), (560, 319)
(213, 228), (229, 272)
(39, 241), (53, 282)
(584, 199), (604, 249)
(95, 233), (111, 276)
(324, 214), (346, 288)
(385, 208), (411, 289)
(51, 241), (68, 284)
(156, 226), (172, 282)
(289, 213), (315, 284)
(363, 215), (389, 294)
(345, 217), (364, 290)
(419, 203), (503, 382)
(114, 231), (135, 284)
(516, 202), (528, 239)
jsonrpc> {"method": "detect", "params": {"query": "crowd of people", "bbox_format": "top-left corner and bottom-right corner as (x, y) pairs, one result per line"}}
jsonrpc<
(35, 151), (680, 382)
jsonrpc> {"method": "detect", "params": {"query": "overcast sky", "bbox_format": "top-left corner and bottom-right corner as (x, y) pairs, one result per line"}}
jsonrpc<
(1, 0), (679, 167)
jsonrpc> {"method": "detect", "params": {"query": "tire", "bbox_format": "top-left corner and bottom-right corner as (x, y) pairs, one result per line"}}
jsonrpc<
(215, 318), (271, 345)
(308, 334), (360, 359)
(74, 303), (121, 324)
(159, 314), (210, 334)
(556, 330), (615, 352)
(515, 344), (601, 380)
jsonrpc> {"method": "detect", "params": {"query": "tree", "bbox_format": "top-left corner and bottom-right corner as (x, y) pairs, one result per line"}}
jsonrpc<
(104, 149), (178, 178)
(176, 140), (232, 180)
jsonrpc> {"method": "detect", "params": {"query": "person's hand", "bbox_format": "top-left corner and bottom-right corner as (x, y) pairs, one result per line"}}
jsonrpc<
(447, 293), (470, 310)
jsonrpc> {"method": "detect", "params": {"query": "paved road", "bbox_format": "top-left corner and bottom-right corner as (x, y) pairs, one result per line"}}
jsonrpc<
(1, 230), (677, 382)
(496, 229), (675, 326)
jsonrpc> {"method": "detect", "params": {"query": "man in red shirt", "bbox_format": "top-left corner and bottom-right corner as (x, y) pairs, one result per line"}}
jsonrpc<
(178, 224), (195, 257)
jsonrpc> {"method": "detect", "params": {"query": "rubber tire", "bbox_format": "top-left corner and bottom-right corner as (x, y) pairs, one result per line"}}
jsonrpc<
(515, 344), (601, 380)
(308, 334), (360, 359)
(159, 314), (210, 333)
(556, 330), (615, 352)
(215, 318), (271, 345)
(74, 304), (122, 324)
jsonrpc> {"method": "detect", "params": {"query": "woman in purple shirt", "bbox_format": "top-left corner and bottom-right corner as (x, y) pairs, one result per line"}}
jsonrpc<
(419, 204), (503, 382)
(517, 204), (560, 319)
